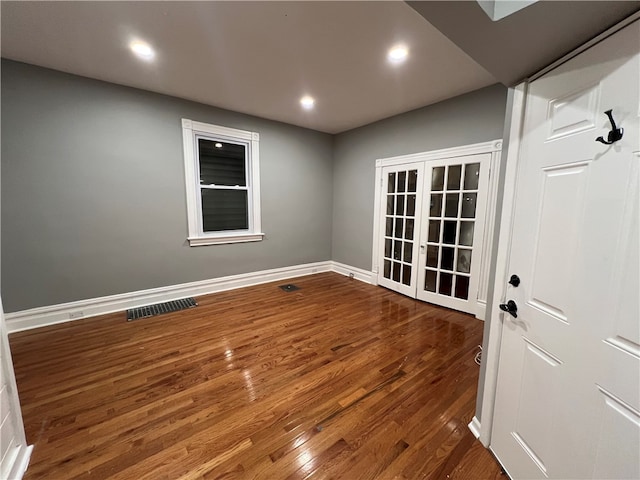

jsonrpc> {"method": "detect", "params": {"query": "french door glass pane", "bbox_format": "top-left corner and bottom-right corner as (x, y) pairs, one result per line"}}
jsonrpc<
(403, 242), (413, 263)
(388, 173), (396, 193)
(443, 221), (456, 244)
(408, 171), (418, 192)
(445, 193), (459, 217)
(397, 172), (406, 192)
(432, 167), (445, 191)
(440, 247), (454, 270)
(461, 193), (477, 218)
(405, 219), (414, 239)
(459, 222), (474, 246)
(385, 218), (393, 236)
(425, 270), (437, 292)
(396, 195), (405, 215)
(464, 163), (480, 190)
(447, 165), (462, 190)
(454, 275), (470, 299)
(439, 272), (453, 295)
(426, 246), (438, 268)
(430, 194), (443, 216)
(428, 220), (440, 243)
(402, 265), (411, 286)
(456, 248), (472, 273)
(406, 195), (416, 216)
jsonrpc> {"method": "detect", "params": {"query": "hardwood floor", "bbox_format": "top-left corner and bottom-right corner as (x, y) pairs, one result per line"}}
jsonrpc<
(9, 272), (505, 479)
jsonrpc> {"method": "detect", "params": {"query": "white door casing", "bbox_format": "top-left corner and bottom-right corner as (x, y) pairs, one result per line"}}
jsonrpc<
(490, 21), (640, 480)
(372, 141), (502, 317)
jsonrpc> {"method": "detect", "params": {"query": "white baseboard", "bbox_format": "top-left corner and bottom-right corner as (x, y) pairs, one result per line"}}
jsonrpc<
(468, 416), (482, 439)
(329, 261), (376, 284)
(5, 261), (375, 333)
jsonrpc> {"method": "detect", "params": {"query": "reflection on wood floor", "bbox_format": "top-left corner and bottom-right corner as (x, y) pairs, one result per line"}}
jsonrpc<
(9, 272), (505, 479)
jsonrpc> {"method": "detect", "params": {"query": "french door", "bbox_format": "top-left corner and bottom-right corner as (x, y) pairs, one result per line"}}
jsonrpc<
(377, 154), (490, 314)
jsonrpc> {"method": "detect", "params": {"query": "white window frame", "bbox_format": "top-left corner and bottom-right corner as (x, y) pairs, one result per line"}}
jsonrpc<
(182, 119), (264, 246)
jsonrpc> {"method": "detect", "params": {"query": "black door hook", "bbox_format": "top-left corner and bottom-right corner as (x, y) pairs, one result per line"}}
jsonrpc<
(596, 109), (624, 145)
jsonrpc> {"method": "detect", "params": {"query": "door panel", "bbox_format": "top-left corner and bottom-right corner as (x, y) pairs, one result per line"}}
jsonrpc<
(416, 155), (490, 313)
(492, 21), (639, 479)
(377, 164), (424, 297)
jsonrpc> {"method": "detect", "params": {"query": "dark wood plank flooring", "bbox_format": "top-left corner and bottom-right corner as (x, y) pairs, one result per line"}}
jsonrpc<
(9, 272), (504, 479)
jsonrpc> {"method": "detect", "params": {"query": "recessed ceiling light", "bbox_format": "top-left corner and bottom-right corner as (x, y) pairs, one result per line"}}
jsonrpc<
(387, 44), (409, 64)
(215, 143), (223, 148)
(300, 95), (315, 110)
(130, 40), (155, 61)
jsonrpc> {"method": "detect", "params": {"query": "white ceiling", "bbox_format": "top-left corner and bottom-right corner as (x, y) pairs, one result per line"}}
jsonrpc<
(0, 1), (497, 134)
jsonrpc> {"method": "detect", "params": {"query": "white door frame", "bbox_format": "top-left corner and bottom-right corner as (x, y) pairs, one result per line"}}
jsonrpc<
(372, 139), (503, 319)
(477, 11), (640, 449)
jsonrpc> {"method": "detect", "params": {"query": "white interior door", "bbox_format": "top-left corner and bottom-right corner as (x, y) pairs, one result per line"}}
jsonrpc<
(491, 21), (639, 479)
(377, 164), (425, 297)
(416, 155), (490, 314)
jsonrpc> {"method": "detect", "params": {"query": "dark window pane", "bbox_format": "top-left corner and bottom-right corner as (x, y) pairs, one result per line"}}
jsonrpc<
(447, 165), (462, 190)
(426, 246), (438, 268)
(428, 220), (441, 243)
(445, 193), (459, 217)
(439, 272), (453, 296)
(440, 247), (454, 271)
(396, 195), (405, 216)
(408, 170), (418, 192)
(395, 218), (403, 238)
(402, 265), (411, 286)
(393, 262), (401, 282)
(388, 173), (396, 193)
(459, 222), (474, 246)
(386, 195), (394, 215)
(455, 275), (470, 299)
(403, 242), (413, 264)
(384, 260), (391, 279)
(462, 193), (477, 218)
(397, 171), (406, 193)
(385, 217), (393, 236)
(405, 219), (414, 240)
(457, 248), (472, 273)
(464, 163), (480, 190)
(432, 167), (445, 191)
(201, 189), (248, 232)
(199, 139), (246, 186)
(425, 270), (437, 292)
(394, 240), (402, 261)
(384, 239), (392, 258)
(430, 194), (443, 217)
(406, 195), (416, 217)
(443, 221), (457, 245)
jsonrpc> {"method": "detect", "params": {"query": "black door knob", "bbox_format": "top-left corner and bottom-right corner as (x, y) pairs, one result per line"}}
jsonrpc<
(499, 300), (518, 318)
(508, 275), (521, 287)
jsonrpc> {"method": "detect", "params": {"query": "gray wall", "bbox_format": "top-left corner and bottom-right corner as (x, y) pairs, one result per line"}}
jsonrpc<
(1, 60), (334, 312)
(331, 84), (508, 270)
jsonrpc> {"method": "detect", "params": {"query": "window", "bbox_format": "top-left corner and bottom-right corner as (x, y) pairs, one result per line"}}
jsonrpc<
(182, 119), (263, 246)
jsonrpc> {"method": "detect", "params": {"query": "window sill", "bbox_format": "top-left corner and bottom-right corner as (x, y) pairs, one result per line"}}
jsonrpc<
(187, 233), (265, 247)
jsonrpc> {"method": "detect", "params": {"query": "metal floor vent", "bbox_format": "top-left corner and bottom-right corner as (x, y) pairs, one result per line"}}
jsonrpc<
(127, 297), (197, 321)
(279, 284), (300, 292)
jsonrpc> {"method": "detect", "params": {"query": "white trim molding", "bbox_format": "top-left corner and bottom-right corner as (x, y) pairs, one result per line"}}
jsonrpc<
(468, 416), (482, 439)
(478, 84), (528, 447)
(5, 262), (376, 333)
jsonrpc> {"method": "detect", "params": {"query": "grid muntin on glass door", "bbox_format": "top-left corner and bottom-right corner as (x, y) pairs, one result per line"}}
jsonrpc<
(383, 169), (418, 286)
(424, 162), (480, 300)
